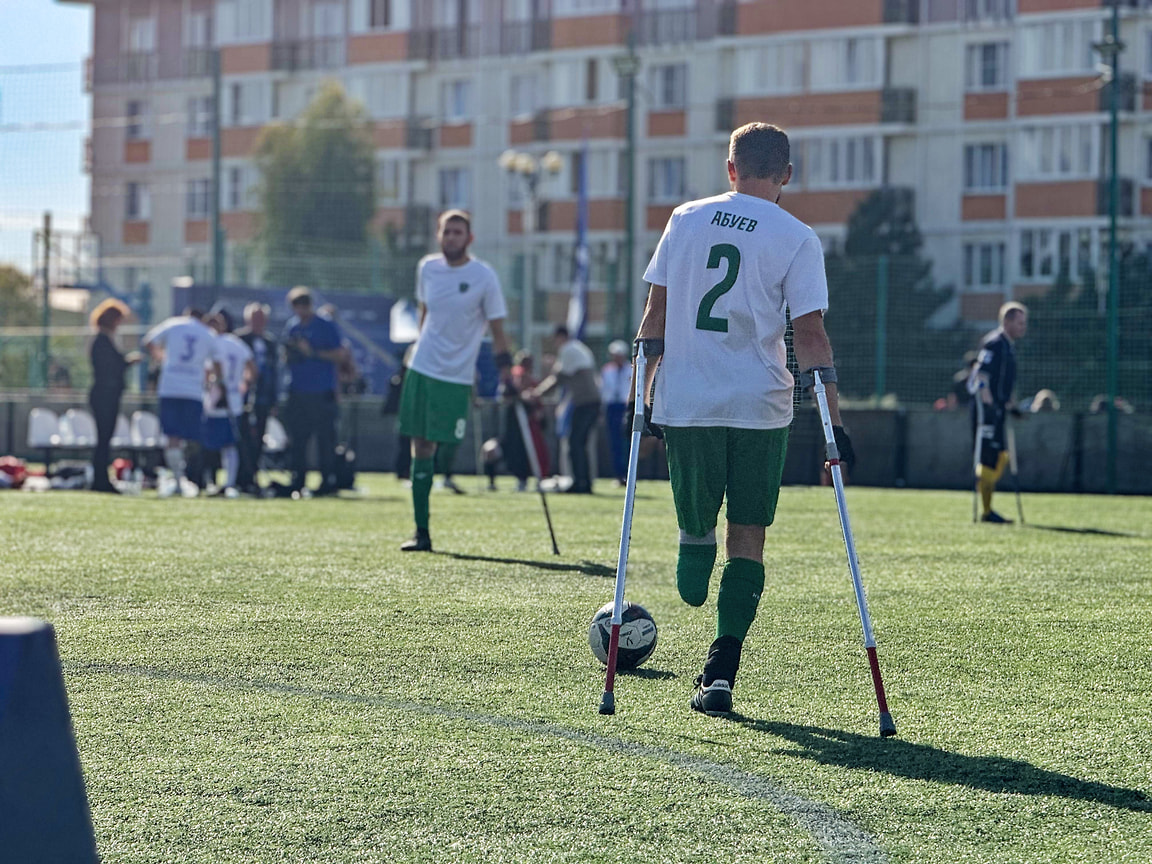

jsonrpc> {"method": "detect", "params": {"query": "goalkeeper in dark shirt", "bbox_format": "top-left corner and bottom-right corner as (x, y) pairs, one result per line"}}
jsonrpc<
(967, 302), (1028, 523)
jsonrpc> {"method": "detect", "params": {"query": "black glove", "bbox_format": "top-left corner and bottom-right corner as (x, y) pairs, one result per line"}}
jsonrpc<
(624, 401), (663, 440)
(832, 425), (855, 474)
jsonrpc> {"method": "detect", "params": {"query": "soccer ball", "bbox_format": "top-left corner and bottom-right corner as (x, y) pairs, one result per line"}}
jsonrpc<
(588, 601), (658, 670)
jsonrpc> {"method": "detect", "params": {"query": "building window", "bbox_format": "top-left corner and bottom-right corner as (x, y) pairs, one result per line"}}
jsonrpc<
(809, 36), (880, 91)
(1019, 227), (1094, 281)
(439, 167), (471, 209)
(510, 73), (537, 118)
(963, 143), (1009, 191)
(647, 157), (685, 202)
(962, 242), (1005, 288)
(370, 0), (391, 29)
(230, 82), (243, 126)
(735, 43), (804, 96)
(963, 0), (1012, 22)
(126, 100), (148, 140)
(792, 136), (878, 189)
(650, 63), (687, 110)
(441, 79), (471, 122)
(186, 178), (210, 219)
(965, 43), (1009, 91)
(377, 159), (401, 202)
(187, 96), (213, 137)
(1018, 125), (1096, 181)
(585, 58), (598, 102)
(1020, 19), (1099, 76)
(185, 9), (212, 47)
(128, 16), (156, 53)
(125, 182), (150, 220)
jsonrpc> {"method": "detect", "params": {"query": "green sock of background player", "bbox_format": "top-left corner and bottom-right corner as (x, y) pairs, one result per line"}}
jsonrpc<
(411, 457), (434, 530)
(677, 539), (717, 606)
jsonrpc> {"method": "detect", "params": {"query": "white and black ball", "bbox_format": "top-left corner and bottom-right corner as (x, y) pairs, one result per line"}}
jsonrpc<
(588, 601), (658, 670)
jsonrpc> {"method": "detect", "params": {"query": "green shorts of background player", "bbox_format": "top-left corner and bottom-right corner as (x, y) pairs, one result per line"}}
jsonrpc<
(397, 369), (472, 550)
(663, 425), (789, 714)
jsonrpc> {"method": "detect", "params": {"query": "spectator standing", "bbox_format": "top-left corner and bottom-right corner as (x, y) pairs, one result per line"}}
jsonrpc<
(142, 308), (223, 497)
(532, 326), (600, 494)
(600, 340), (632, 486)
(235, 302), (278, 491)
(282, 286), (347, 497)
(88, 298), (141, 493)
(635, 122), (852, 716)
(397, 210), (512, 551)
(967, 301), (1028, 524)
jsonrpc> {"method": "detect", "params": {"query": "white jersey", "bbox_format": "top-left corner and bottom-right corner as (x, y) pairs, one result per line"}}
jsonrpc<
(204, 333), (253, 418)
(409, 254), (508, 385)
(144, 316), (222, 401)
(643, 191), (828, 430)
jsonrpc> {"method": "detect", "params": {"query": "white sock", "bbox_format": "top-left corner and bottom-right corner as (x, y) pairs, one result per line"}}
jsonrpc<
(164, 447), (186, 481)
(222, 447), (239, 488)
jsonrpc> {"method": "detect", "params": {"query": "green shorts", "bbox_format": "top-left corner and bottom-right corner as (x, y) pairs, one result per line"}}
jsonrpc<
(397, 369), (472, 444)
(663, 425), (790, 537)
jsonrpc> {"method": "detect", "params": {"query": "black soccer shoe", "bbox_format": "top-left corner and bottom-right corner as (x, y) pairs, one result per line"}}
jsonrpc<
(400, 528), (433, 552)
(701, 635), (742, 688)
(690, 676), (733, 717)
(981, 511), (1013, 524)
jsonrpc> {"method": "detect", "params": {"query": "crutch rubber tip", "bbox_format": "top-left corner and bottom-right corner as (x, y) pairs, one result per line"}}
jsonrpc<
(879, 712), (897, 738)
(598, 692), (616, 715)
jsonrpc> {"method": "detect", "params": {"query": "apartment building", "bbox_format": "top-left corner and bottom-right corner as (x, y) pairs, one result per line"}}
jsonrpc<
(71, 0), (1152, 344)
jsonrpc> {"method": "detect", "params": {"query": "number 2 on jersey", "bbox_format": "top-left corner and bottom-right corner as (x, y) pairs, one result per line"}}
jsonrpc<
(696, 243), (741, 333)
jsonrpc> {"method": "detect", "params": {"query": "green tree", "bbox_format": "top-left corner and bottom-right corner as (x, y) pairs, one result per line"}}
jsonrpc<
(255, 81), (376, 290)
(0, 265), (41, 387)
(822, 189), (963, 403)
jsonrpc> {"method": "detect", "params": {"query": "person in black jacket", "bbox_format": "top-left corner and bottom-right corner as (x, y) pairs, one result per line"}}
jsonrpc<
(235, 302), (279, 492)
(967, 301), (1028, 523)
(88, 298), (141, 492)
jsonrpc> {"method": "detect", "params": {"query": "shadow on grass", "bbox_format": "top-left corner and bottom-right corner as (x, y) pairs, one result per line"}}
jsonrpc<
(1024, 524), (1139, 538)
(441, 551), (615, 578)
(618, 666), (678, 680)
(736, 718), (1150, 812)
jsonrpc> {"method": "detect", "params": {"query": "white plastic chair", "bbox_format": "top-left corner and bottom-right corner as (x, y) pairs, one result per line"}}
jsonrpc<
(130, 410), (167, 450)
(27, 408), (59, 449)
(110, 414), (131, 449)
(58, 408), (98, 449)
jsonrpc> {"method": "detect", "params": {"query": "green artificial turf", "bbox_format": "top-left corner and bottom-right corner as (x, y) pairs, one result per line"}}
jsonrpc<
(3, 477), (1151, 863)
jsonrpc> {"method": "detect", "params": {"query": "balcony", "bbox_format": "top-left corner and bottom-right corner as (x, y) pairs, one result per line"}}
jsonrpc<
(884, 0), (920, 24)
(881, 87), (917, 124)
(405, 117), (433, 150)
(121, 52), (157, 83)
(408, 25), (480, 62)
(1097, 178), (1134, 218)
(270, 38), (345, 72)
(500, 19), (550, 54)
(635, 7), (696, 46)
(1099, 73), (1136, 113)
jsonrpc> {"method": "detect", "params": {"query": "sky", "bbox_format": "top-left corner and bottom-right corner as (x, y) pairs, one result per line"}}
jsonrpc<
(0, 0), (93, 274)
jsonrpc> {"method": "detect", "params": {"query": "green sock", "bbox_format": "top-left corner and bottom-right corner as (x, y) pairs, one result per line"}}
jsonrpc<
(716, 557), (765, 641)
(411, 457), (434, 530)
(677, 543), (717, 607)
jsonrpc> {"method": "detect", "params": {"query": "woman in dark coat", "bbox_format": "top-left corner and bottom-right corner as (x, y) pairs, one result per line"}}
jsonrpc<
(88, 299), (139, 492)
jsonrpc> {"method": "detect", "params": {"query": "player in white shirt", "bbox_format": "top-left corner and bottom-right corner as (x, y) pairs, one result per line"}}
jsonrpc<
(634, 122), (856, 717)
(143, 310), (224, 497)
(203, 310), (256, 496)
(397, 210), (512, 551)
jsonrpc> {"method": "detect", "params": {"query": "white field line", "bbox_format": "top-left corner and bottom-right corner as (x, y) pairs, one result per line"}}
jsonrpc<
(73, 663), (889, 864)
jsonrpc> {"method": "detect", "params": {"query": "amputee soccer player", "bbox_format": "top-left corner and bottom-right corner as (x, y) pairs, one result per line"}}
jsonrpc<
(635, 122), (855, 717)
(968, 301), (1028, 524)
(143, 309), (224, 498)
(397, 210), (512, 552)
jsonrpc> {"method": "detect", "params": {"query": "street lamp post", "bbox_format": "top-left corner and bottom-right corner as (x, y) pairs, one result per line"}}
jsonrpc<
(612, 33), (640, 341)
(499, 148), (563, 353)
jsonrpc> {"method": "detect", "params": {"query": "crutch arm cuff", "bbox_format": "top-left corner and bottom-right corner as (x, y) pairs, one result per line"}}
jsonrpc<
(633, 338), (664, 360)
